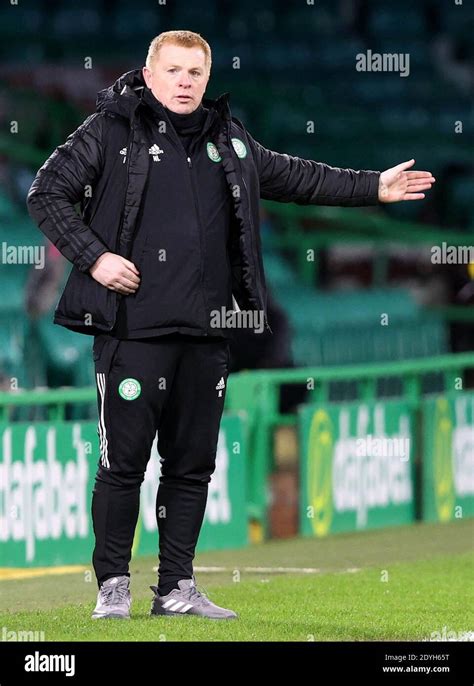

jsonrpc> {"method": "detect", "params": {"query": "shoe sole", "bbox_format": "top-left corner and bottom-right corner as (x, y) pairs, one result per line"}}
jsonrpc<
(91, 614), (130, 620)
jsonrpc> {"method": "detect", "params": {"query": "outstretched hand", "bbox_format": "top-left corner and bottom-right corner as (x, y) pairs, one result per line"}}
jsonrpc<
(378, 159), (435, 203)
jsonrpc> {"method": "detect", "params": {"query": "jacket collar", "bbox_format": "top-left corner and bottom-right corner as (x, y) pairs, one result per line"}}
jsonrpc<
(96, 68), (231, 127)
(140, 86), (228, 140)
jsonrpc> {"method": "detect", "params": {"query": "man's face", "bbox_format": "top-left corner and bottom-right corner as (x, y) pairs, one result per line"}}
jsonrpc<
(142, 43), (210, 114)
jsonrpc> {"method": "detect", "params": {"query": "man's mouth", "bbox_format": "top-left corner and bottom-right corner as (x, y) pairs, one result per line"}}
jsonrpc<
(176, 95), (192, 101)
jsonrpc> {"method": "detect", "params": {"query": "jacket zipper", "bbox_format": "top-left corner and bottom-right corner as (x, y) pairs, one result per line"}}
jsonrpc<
(186, 153), (210, 335)
(109, 105), (271, 336)
(161, 118), (211, 335)
(109, 112), (136, 331)
(119, 111), (136, 255)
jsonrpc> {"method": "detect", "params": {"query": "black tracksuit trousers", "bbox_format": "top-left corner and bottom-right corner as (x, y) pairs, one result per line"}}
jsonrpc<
(91, 333), (230, 589)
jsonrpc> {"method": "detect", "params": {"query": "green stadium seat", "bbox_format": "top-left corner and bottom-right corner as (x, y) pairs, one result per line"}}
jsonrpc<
(368, 8), (427, 38)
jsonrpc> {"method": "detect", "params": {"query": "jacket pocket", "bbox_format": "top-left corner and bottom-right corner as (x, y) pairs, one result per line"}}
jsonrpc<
(130, 248), (204, 329)
(56, 265), (117, 331)
(93, 335), (107, 361)
(93, 335), (121, 375)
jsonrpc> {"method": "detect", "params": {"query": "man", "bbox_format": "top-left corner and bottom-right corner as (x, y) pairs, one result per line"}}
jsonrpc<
(26, 30), (435, 621)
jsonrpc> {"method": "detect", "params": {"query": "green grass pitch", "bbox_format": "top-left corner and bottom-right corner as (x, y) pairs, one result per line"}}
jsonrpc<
(1, 519), (472, 642)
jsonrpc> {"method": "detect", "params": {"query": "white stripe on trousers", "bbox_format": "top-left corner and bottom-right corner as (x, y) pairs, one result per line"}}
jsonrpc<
(96, 372), (110, 468)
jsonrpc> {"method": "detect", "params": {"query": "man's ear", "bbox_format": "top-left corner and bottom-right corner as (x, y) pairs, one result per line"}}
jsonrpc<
(142, 66), (151, 88)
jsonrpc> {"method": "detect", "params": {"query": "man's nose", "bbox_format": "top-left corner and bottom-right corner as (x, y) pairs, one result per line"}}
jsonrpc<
(178, 72), (192, 87)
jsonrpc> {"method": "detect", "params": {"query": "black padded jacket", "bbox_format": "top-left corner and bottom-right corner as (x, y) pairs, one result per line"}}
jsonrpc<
(26, 68), (381, 336)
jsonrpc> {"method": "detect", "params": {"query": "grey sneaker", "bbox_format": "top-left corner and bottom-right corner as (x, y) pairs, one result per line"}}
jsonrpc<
(92, 576), (131, 619)
(150, 577), (238, 620)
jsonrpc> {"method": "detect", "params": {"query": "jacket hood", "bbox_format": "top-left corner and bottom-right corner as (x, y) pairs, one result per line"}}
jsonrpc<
(96, 68), (231, 125)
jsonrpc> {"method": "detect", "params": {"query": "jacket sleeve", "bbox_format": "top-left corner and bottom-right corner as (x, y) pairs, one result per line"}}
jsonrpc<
(246, 132), (381, 207)
(26, 112), (109, 273)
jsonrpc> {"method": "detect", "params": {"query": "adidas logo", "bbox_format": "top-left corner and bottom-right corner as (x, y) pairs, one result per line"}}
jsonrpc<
(119, 147), (127, 164)
(149, 143), (164, 162)
(161, 598), (194, 614)
(216, 377), (225, 397)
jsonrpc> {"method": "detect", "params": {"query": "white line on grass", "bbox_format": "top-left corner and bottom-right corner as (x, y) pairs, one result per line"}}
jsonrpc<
(151, 566), (362, 574)
(152, 566), (323, 573)
(0, 565), (88, 581)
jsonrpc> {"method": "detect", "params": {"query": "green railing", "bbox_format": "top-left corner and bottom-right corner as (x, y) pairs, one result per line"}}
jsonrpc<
(263, 200), (473, 288)
(224, 352), (474, 529)
(1, 352), (474, 533)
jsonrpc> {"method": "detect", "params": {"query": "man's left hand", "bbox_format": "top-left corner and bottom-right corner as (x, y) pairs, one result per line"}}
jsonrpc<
(378, 159), (435, 203)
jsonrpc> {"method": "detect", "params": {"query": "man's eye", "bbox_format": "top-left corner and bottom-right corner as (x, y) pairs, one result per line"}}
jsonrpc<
(168, 69), (176, 73)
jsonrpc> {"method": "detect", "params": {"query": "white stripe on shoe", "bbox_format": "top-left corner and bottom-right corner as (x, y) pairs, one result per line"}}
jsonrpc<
(168, 601), (185, 612)
(162, 599), (193, 613)
(163, 598), (178, 609)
